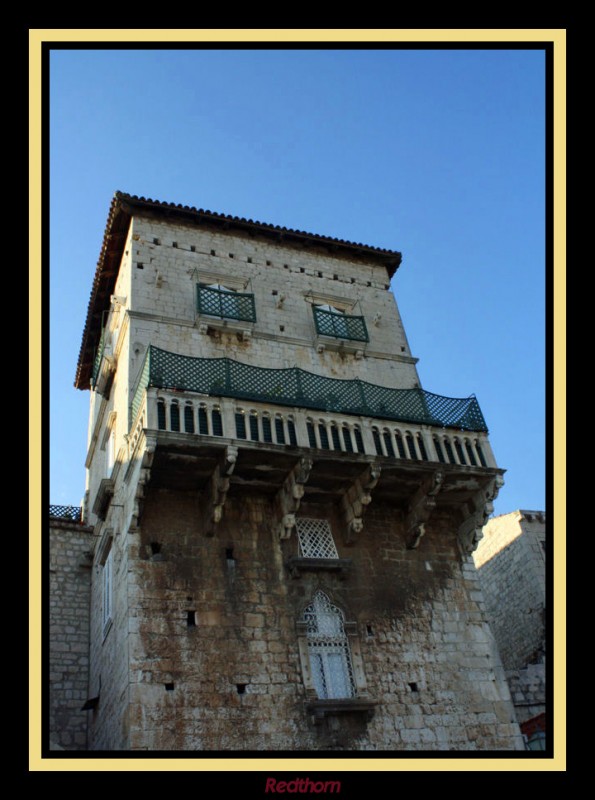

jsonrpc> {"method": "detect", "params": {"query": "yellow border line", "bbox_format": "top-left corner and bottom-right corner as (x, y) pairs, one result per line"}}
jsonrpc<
(30, 28), (565, 773)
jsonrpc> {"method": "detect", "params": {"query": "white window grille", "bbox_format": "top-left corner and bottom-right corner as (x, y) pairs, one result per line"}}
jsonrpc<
(296, 518), (339, 559)
(303, 591), (356, 700)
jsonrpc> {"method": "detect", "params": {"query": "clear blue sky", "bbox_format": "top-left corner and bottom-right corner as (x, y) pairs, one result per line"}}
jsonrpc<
(49, 47), (546, 517)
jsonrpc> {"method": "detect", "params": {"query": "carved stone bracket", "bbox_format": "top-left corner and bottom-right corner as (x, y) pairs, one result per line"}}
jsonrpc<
(457, 474), (505, 554)
(276, 457), (313, 540)
(340, 463), (381, 544)
(405, 470), (444, 550)
(200, 445), (238, 537)
(129, 435), (156, 532)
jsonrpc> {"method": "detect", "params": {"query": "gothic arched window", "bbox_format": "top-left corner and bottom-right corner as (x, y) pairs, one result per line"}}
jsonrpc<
(302, 591), (356, 700)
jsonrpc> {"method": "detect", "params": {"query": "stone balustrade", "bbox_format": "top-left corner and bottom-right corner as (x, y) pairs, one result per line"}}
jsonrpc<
(133, 387), (496, 468)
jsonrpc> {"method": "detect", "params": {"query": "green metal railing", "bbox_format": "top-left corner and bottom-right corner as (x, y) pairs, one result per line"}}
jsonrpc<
(196, 285), (256, 323)
(49, 505), (82, 522)
(313, 307), (369, 343)
(131, 346), (488, 432)
(91, 327), (107, 387)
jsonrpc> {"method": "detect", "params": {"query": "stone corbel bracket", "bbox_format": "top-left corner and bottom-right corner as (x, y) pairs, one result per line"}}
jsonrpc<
(129, 434), (157, 532)
(201, 445), (238, 537)
(457, 474), (505, 554)
(277, 457), (314, 540)
(340, 463), (381, 544)
(405, 470), (444, 550)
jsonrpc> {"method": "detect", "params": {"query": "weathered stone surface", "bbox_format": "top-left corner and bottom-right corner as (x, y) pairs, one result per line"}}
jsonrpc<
(70, 198), (524, 751)
(474, 510), (546, 733)
(49, 518), (93, 750)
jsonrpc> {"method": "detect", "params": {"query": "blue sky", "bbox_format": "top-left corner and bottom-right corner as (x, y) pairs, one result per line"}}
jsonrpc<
(49, 47), (546, 517)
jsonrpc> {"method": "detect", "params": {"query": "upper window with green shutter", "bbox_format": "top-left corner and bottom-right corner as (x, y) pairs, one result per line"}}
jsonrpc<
(313, 303), (369, 343)
(196, 283), (256, 323)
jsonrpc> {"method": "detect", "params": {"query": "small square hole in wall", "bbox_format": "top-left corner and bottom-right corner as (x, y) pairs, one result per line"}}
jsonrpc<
(350, 278), (355, 284)
(333, 274), (338, 281)
(211, 249), (216, 256)
(229, 253), (234, 258)
(190, 245), (196, 252)
(153, 238), (160, 245)
(137, 263), (144, 270)
(266, 260), (272, 266)
(401, 347), (406, 352)
(408, 682), (419, 692)
(318, 271), (323, 278)
(164, 683), (175, 691)
(225, 547), (234, 561)
(172, 242), (178, 248)
(279, 325), (285, 332)
(236, 683), (247, 695)
(187, 611), (196, 627)
(367, 281), (371, 286)
(366, 625), (374, 636)
(300, 267), (305, 273)
(272, 290), (278, 295)
(247, 257), (252, 263)
(150, 542), (161, 555)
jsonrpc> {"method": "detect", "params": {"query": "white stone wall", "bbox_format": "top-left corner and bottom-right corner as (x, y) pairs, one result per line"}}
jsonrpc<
(125, 217), (421, 393)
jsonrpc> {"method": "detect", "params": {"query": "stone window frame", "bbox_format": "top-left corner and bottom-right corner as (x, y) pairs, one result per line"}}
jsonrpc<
(296, 590), (370, 704)
(193, 269), (256, 337)
(101, 411), (117, 479)
(296, 518), (339, 560)
(287, 518), (353, 578)
(96, 529), (114, 640)
(304, 291), (368, 356)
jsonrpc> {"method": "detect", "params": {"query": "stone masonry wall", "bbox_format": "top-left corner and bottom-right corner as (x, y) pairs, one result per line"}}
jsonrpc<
(505, 662), (546, 727)
(49, 518), (94, 749)
(126, 216), (421, 394)
(87, 522), (132, 750)
(473, 511), (546, 671)
(107, 489), (524, 751)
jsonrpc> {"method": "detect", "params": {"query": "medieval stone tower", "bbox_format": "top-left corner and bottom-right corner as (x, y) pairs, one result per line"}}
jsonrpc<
(61, 191), (523, 750)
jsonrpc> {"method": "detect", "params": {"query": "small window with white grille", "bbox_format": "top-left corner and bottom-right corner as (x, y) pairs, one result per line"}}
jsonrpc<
(303, 591), (356, 700)
(296, 518), (339, 559)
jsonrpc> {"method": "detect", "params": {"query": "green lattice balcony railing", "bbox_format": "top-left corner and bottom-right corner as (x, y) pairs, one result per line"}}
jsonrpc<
(313, 307), (369, 343)
(91, 327), (107, 387)
(131, 346), (488, 432)
(196, 285), (256, 323)
(49, 505), (82, 522)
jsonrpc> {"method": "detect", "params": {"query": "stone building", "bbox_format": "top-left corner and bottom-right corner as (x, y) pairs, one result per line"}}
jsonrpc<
(48, 505), (93, 750)
(473, 510), (547, 749)
(53, 191), (525, 751)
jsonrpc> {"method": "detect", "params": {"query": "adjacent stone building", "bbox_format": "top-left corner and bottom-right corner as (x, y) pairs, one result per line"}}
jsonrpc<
(52, 191), (525, 751)
(48, 506), (93, 750)
(473, 510), (546, 749)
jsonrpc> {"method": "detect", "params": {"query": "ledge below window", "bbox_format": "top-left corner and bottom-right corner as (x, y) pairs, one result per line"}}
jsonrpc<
(306, 698), (376, 723)
(314, 335), (365, 359)
(286, 557), (352, 578)
(196, 316), (254, 342)
(92, 478), (115, 521)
